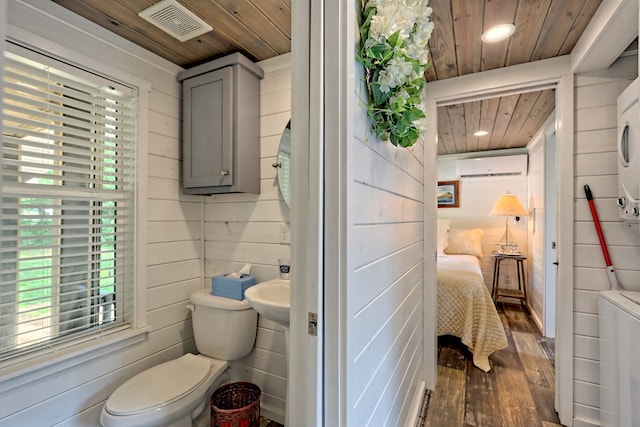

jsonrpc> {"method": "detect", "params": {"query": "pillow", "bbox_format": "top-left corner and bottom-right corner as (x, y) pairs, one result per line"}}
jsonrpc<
(444, 228), (484, 259)
(437, 219), (451, 256)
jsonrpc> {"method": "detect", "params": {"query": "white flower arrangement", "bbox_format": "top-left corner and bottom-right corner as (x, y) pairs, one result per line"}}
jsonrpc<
(357, 0), (434, 147)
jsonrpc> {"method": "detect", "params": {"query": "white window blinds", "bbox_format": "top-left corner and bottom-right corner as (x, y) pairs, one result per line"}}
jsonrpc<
(1, 46), (137, 360)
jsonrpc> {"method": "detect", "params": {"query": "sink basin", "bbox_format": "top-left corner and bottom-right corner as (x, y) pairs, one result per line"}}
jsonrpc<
(244, 278), (290, 327)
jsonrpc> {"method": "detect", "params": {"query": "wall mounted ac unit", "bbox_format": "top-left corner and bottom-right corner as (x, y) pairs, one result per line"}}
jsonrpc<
(457, 154), (528, 178)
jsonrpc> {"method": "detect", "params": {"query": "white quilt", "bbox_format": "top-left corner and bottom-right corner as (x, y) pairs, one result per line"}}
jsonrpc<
(437, 254), (508, 372)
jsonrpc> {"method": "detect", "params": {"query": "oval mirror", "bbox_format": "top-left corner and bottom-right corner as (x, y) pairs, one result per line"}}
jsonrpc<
(276, 120), (291, 206)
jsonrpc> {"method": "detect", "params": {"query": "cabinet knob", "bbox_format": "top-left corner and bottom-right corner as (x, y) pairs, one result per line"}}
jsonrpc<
(221, 170), (229, 176)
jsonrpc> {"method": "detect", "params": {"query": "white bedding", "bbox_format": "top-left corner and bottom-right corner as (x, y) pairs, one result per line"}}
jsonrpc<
(437, 254), (508, 372)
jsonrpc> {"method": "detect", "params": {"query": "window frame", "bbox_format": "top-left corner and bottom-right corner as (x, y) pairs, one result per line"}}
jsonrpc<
(0, 37), (150, 389)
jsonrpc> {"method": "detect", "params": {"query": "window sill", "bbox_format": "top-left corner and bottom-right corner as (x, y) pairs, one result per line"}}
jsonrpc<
(1, 325), (151, 392)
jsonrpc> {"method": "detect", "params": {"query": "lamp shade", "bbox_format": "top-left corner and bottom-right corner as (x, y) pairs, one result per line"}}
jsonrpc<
(490, 192), (528, 217)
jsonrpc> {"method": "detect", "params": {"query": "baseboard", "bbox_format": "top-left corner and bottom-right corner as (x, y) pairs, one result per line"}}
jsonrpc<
(406, 380), (427, 427)
(573, 417), (600, 427)
(529, 307), (544, 334)
(261, 402), (285, 425)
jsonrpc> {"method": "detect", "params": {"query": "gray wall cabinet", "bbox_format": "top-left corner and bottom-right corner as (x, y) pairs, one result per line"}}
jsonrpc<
(178, 53), (263, 194)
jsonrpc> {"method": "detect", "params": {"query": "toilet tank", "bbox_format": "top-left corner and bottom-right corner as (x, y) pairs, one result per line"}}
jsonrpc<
(189, 289), (257, 360)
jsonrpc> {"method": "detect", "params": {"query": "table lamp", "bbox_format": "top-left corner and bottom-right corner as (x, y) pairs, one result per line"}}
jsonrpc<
(490, 192), (528, 253)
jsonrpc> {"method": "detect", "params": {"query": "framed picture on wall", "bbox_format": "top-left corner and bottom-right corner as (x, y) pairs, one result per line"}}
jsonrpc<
(437, 180), (460, 208)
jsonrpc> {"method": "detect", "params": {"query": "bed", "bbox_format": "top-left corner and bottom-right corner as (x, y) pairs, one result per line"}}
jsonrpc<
(436, 224), (508, 372)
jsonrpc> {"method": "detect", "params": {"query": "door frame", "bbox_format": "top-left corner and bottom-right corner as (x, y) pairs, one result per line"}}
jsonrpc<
(423, 56), (575, 424)
(544, 129), (558, 338)
(289, 0), (324, 425)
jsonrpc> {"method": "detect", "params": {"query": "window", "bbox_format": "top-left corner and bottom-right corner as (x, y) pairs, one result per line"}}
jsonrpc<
(1, 45), (137, 361)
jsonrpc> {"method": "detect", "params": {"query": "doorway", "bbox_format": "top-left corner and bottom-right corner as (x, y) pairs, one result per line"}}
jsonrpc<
(435, 93), (557, 336)
(424, 64), (575, 424)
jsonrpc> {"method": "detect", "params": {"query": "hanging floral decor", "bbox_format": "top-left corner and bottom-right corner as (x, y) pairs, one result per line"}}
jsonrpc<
(357, 0), (434, 148)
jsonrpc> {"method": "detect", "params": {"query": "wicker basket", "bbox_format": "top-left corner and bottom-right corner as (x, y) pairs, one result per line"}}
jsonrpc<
(211, 382), (261, 427)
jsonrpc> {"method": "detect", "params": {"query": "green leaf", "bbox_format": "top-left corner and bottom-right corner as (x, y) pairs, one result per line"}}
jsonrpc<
(371, 82), (389, 106)
(359, 5), (376, 47)
(407, 94), (422, 105)
(396, 117), (410, 133)
(402, 128), (420, 147)
(387, 31), (402, 49)
(403, 107), (426, 122)
(367, 44), (389, 61)
(380, 46), (395, 65)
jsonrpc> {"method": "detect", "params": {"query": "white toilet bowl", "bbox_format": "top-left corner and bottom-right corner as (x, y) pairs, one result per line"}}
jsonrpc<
(100, 290), (258, 427)
(101, 354), (229, 427)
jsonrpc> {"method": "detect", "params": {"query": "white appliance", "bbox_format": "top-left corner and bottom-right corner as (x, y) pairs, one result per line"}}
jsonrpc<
(456, 154), (528, 178)
(598, 290), (640, 427)
(616, 78), (640, 223)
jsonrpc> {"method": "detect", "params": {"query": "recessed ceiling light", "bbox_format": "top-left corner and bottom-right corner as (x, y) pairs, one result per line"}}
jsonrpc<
(474, 130), (489, 137)
(481, 24), (516, 43)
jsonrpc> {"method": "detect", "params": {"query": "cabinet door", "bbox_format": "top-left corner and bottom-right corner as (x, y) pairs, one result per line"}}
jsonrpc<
(183, 67), (233, 188)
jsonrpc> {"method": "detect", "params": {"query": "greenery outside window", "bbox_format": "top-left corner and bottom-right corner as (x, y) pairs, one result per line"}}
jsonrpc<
(1, 44), (137, 362)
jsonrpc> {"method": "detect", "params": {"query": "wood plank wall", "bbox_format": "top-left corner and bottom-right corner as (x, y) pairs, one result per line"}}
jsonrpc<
(2, 2), (201, 425)
(572, 54), (639, 427)
(204, 54), (291, 424)
(344, 53), (426, 426)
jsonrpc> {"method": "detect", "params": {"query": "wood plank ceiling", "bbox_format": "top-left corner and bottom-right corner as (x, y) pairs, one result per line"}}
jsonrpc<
(52, 0), (603, 155)
(427, 0), (601, 155)
(51, 0), (292, 67)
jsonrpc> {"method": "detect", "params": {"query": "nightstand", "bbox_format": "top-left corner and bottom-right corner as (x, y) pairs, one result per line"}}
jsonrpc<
(491, 253), (527, 309)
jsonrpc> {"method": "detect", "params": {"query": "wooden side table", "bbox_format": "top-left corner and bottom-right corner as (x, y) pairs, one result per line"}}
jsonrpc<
(491, 253), (527, 309)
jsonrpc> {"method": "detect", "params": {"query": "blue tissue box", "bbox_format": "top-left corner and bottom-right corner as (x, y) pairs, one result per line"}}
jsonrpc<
(211, 275), (256, 300)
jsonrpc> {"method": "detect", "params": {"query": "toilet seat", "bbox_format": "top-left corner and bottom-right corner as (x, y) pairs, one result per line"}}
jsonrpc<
(105, 354), (210, 416)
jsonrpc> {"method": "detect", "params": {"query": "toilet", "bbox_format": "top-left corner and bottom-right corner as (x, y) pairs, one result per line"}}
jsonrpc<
(100, 289), (258, 427)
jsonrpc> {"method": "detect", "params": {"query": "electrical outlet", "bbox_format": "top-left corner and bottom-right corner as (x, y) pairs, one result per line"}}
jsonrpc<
(279, 223), (291, 245)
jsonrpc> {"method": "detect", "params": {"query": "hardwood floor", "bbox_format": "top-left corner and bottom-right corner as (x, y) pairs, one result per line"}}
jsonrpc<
(259, 416), (283, 427)
(417, 302), (561, 427)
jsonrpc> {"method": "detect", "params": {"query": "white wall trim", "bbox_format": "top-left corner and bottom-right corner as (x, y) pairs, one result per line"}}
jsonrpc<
(555, 72), (575, 426)
(405, 380), (427, 427)
(134, 70), (151, 330)
(437, 147), (528, 162)
(0, 326), (151, 393)
(524, 112), (556, 338)
(289, 0), (324, 426)
(323, 0), (346, 424)
(571, 0), (638, 74)
(426, 55), (571, 103)
(424, 95), (438, 390)
(6, 24), (153, 95)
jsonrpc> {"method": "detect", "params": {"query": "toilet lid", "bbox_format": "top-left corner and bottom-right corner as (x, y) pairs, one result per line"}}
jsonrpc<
(106, 354), (210, 415)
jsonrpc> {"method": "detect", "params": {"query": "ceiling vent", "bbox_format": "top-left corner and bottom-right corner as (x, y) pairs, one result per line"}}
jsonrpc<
(139, 0), (212, 42)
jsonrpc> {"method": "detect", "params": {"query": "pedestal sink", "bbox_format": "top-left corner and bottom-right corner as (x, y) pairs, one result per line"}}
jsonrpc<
(244, 278), (290, 327)
(244, 278), (290, 425)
